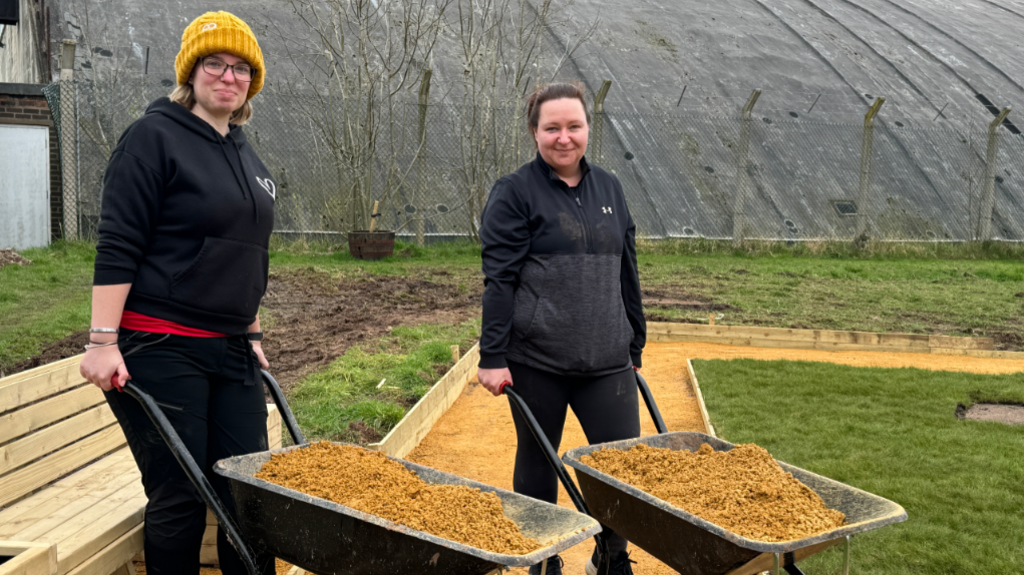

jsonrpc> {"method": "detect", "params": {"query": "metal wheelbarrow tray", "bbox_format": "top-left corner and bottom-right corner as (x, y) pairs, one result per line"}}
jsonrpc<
(214, 443), (601, 575)
(562, 432), (907, 575)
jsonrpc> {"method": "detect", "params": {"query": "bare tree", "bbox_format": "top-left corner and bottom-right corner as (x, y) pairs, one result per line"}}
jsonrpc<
(269, 0), (450, 233)
(444, 0), (597, 240)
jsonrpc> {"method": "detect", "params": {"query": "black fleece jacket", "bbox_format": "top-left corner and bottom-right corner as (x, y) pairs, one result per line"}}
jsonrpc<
(479, 153), (645, 376)
(94, 97), (276, 334)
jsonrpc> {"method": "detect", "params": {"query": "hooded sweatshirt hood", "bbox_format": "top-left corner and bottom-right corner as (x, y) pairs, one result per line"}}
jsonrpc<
(93, 97), (276, 334)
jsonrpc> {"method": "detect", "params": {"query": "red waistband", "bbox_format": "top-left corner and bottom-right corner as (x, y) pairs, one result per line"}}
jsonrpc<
(120, 311), (228, 338)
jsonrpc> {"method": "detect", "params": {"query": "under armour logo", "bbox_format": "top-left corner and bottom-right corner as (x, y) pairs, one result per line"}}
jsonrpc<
(256, 177), (276, 199)
(602, 206), (613, 214)
(202, 23), (218, 32)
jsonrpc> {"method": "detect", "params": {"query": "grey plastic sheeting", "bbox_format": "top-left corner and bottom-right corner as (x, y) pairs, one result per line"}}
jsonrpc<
(63, 0), (1024, 239)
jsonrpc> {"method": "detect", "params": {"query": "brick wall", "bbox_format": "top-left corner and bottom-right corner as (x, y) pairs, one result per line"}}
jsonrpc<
(0, 83), (63, 241)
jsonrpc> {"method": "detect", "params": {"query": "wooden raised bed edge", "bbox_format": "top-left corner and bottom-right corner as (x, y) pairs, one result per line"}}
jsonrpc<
(368, 343), (480, 459)
(647, 322), (1024, 357)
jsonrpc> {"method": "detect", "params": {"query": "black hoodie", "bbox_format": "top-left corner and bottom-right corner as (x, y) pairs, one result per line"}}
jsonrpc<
(479, 153), (645, 376)
(94, 97), (276, 334)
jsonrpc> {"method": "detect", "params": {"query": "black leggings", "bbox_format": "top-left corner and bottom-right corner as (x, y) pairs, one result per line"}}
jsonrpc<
(506, 360), (641, 556)
(104, 330), (276, 575)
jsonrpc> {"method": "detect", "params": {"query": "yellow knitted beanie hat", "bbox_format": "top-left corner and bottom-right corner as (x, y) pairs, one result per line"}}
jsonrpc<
(175, 11), (265, 100)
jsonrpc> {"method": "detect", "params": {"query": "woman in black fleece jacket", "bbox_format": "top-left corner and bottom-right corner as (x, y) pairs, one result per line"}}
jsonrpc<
(79, 12), (276, 575)
(477, 82), (645, 575)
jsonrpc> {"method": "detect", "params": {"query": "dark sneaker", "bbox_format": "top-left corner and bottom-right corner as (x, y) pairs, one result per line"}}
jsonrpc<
(529, 554), (563, 575)
(585, 550), (637, 575)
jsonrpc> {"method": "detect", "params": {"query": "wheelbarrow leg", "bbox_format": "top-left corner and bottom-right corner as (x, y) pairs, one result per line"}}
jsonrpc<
(119, 380), (263, 575)
(503, 386), (612, 575)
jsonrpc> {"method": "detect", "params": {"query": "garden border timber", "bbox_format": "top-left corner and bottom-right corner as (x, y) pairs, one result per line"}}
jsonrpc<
(368, 343), (480, 459)
(645, 322), (1024, 356)
(686, 359), (715, 438)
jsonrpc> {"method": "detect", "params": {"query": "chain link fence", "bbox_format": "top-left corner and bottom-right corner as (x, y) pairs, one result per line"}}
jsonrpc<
(44, 78), (1024, 243)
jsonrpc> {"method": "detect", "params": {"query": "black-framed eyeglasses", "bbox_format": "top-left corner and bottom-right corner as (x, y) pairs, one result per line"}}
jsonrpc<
(201, 57), (254, 82)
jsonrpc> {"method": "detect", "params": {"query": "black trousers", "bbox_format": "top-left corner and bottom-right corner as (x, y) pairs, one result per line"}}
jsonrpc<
(104, 330), (276, 575)
(506, 360), (641, 557)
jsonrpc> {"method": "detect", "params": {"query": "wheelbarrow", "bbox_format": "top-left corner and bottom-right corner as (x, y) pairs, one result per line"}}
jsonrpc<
(503, 371), (908, 575)
(116, 370), (601, 575)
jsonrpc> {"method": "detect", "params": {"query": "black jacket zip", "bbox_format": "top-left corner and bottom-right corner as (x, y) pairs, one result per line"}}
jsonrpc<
(571, 187), (594, 253)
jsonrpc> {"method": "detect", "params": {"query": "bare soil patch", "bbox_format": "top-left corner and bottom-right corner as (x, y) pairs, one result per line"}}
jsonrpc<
(957, 403), (1024, 425)
(7, 267), (482, 384)
(0, 249), (32, 269)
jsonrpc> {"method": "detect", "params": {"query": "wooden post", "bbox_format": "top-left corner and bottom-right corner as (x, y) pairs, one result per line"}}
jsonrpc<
(733, 89), (761, 248)
(708, 314), (715, 326)
(368, 200), (380, 233)
(59, 40), (78, 240)
(416, 69), (432, 247)
(450, 345), (460, 363)
(856, 97), (885, 238)
(592, 80), (612, 164)
(978, 107), (1010, 241)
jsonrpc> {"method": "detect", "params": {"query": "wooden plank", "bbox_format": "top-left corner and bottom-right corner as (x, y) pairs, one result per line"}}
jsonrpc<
(647, 322), (993, 352)
(648, 332), (939, 353)
(931, 348), (1024, 359)
(686, 359), (714, 438)
(0, 452), (133, 538)
(0, 385), (105, 446)
(0, 356), (84, 388)
(63, 523), (143, 575)
(10, 463), (140, 542)
(0, 427), (127, 509)
(201, 525), (217, 546)
(0, 406), (118, 476)
(647, 323), (932, 347)
(723, 538), (840, 575)
(0, 361), (88, 417)
(0, 541), (57, 575)
(369, 343), (480, 459)
(267, 404), (282, 450)
(200, 544), (218, 566)
(54, 494), (146, 575)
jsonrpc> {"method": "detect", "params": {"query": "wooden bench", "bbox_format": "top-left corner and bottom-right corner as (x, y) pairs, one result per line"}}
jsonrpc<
(0, 355), (282, 575)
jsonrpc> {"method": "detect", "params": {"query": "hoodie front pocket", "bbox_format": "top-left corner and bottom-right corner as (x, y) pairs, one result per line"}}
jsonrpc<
(170, 237), (268, 319)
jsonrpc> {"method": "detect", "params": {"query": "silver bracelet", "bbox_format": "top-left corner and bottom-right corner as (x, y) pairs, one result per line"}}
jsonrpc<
(84, 341), (119, 350)
(89, 327), (119, 334)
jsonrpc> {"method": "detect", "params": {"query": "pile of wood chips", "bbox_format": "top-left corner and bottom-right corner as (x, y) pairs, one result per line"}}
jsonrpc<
(580, 443), (846, 542)
(255, 441), (541, 555)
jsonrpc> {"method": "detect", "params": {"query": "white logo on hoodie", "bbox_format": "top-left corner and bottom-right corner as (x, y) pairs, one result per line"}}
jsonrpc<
(256, 177), (276, 199)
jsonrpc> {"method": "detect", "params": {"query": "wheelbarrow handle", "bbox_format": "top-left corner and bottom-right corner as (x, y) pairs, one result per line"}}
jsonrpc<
(115, 378), (262, 575)
(502, 385), (613, 574)
(635, 371), (668, 434)
(260, 369), (306, 445)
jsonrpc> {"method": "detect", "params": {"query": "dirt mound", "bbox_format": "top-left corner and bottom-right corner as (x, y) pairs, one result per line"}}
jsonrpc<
(0, 249), (32, 269)
(256, 442), (540, 555)
(581, 443), (846, 543)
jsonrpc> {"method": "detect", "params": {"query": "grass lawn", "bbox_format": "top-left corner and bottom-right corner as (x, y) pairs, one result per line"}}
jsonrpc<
(0, 241), (95, 374)
(693, 358), (1024, 575)
(288, 319), (480, 443)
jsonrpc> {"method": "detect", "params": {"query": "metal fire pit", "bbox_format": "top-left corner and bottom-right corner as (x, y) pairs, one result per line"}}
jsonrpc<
(215, 443), (602, 575)
(562, 432), (907, 575)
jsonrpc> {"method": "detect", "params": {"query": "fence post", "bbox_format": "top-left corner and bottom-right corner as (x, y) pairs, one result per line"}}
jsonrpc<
(733, 89), (760, 248)
(592, 80), (612, 164)
(856, 97), (885, 238)
(59, 39), (78, 241)
(416, 69), (432, 247)
(978, 107), (1010, 241)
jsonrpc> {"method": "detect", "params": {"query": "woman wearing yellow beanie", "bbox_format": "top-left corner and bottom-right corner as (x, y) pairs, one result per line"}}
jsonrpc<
(80, 11), (276, 575)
